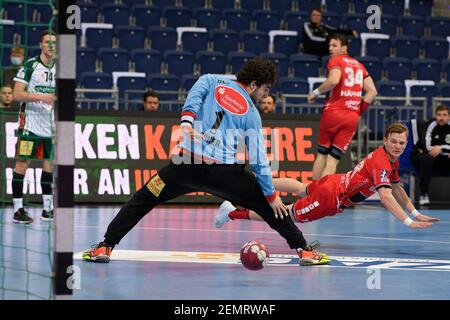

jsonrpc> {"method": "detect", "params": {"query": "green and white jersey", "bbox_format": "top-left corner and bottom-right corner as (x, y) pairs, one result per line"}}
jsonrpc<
(13, 55), (55, 138)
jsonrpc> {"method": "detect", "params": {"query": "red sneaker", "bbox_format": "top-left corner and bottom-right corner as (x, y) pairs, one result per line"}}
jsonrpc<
(82, 242), (113, 263)
(298, 249), (331, 266)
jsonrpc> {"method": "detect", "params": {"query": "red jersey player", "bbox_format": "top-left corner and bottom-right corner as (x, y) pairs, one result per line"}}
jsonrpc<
(215, 123), (439, 238)
(307, 34), (378, 180)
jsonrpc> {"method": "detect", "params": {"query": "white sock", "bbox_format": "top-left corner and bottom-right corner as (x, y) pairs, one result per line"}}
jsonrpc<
(43, 194), (53, 212)
(13, 198), (23, 212)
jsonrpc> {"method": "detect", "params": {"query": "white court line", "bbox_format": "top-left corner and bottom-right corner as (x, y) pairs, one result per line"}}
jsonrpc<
(312, 266), (450, 272)
(74, 249), (450, 272)
(74, 224), (450, 246)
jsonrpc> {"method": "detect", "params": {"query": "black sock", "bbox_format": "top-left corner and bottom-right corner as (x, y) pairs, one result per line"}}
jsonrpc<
(12, 172), (25, 198)
(41, 171), (53, 195)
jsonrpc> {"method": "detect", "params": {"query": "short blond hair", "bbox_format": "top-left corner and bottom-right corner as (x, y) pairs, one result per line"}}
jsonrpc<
(384, 123), (409, 139)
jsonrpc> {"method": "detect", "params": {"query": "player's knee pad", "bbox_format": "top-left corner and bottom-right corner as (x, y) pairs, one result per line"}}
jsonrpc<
(329, 146), (344, 160)
(317, 145), (330, 155)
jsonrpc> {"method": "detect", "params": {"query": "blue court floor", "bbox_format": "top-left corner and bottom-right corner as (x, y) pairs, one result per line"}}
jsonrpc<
(1, 205), (450, 299)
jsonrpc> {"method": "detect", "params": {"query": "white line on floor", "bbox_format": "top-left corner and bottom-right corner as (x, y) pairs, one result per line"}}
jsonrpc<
(74, 225), (450, 245)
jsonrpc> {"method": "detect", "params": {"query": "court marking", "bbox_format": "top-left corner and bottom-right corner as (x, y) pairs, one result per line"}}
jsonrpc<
(74, 250), (450, 272)
(74, 225), (450, 245)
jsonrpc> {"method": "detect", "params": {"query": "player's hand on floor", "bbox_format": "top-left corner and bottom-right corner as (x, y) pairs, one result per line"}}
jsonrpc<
(409, 221), (433, 229)
(270, 195), (288, 220)
(415, 213), (440, 222)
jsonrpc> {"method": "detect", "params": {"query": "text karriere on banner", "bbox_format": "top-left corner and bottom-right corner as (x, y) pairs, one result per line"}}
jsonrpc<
(73, 123), (315, 162)
(71, 123), (316, 193)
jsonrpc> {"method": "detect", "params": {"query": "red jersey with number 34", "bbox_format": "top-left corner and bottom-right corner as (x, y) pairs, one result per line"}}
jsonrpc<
(324, 54), (369, 113)
(339, 147), (400, 207)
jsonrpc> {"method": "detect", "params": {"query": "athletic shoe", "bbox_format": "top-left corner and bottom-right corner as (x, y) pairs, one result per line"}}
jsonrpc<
(13, 208), (33, 224)
(82, 242), (113, 263)
(298, 249), (331, 266)
(419, 194), (430, 205)
(41, 210), (53, 221)
(214, 201), (235, 228)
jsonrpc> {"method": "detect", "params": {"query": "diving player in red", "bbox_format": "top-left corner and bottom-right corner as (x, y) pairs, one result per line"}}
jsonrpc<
(214, 123), (439, 230)
(308, 34), (378, 180)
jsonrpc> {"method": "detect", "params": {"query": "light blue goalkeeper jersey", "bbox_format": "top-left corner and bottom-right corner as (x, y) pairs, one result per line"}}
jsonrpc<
(178, 74), (275, 199)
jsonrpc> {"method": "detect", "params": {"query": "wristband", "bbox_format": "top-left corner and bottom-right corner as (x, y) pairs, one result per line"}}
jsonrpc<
(266, 191), (278, 203)
(410, 209), (420, 217)
(312, 88), (321, 96)
(403, 217), (414, 226)
(360, 100), (370, 113)
(180, 122), (193, 129)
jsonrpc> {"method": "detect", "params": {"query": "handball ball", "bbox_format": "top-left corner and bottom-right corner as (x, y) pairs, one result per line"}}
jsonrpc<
(240, 240), (269, 271)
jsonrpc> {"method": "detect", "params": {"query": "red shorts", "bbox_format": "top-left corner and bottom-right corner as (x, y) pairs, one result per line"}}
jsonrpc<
(292, 174), (344, 223)
(318, 110), (359, 153)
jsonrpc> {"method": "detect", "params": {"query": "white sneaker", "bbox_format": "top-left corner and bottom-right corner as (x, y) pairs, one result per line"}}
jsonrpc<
(419, 194), (430, 205)
(214, 201), (235, 228)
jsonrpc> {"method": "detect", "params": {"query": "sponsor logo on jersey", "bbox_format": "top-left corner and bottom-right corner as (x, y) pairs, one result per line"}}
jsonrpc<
(214, 86), (249, 115)
(35, 85), (56, 94)
(342, 57), (358, 65)
(380, 170), (389, 183)
(340, 90), (362, 97)
(446, 134), (450, 144)
(345, 100), (360, 111)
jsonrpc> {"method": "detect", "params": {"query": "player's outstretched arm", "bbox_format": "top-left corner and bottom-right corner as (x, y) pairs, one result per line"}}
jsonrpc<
(413, 211), (440, 222)
(378, 187), (433, 229)
(362, 76), (378, 103)
(391, 183), (415, 212)
(273, 178), (308, 196)
(391, 183), (440, 223)
(307, 68), (341, 103)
